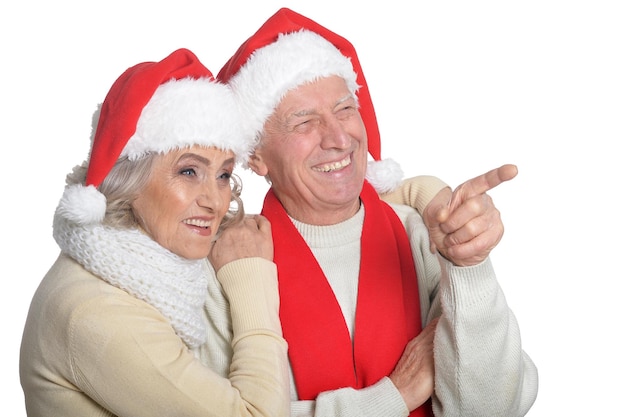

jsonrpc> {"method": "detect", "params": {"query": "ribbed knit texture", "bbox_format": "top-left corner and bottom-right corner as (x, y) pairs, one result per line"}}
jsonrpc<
(291, 207), (364, 337)
(379, 175), (449, 215)
(52, 213), (209, 348)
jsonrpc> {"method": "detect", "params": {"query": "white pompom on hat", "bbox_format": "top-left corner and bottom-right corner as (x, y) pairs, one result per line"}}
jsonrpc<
(217, 7), (403, 193)
(58, 48), (253, 225)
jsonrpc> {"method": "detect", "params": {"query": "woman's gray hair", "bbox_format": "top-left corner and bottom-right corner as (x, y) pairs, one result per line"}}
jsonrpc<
(66, 153), (244, 233)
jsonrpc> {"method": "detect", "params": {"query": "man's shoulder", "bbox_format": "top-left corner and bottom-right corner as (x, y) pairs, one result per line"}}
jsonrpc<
(385, 201), (424, 224)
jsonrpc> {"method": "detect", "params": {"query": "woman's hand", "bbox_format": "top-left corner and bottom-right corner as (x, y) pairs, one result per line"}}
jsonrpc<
(208, 214), (274, 270)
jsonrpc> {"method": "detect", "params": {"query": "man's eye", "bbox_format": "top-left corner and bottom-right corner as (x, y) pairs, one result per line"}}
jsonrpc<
(297, 119), (312, 127)
(293, 118), (317, 132)
(337, 107), (357, 119)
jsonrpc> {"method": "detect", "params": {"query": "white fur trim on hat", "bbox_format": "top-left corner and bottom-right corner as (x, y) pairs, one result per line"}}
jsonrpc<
(366, 158), (404, 194)
(56, 184), (107, 225)
(229, 30), (359, 141)
(124, 77), (254, 163)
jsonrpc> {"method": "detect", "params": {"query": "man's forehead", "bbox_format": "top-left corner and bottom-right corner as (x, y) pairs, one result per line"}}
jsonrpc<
(277, 77), (355, 111)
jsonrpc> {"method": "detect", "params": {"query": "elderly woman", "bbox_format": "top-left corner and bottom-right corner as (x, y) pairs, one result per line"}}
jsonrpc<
(19, 48), (289, 417)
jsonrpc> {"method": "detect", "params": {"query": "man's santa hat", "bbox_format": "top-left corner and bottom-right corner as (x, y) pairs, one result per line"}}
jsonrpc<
(217, 7), (403, 193)
(57, 48), (253, 226)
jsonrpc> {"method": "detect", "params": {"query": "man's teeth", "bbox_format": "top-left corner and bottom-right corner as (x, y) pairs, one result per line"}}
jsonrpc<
(314, 156), (351, 172)
(184, 219), (210, 228)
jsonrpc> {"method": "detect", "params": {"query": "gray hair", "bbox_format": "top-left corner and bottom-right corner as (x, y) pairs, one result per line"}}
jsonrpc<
(66, 154), (244, 233)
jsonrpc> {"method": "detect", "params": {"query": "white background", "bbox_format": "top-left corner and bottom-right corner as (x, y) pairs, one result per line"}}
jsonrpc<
(2, 1), (624, 415)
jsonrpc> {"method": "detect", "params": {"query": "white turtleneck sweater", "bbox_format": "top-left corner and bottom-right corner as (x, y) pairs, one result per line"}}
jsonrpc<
(201, 201), (539, 417)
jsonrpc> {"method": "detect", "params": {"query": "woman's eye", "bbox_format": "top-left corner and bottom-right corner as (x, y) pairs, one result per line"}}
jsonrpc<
(218, 171), (232, 181)
(180, 168), (197, 176)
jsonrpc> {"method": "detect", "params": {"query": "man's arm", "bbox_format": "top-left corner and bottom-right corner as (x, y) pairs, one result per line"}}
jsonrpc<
(422, 164), (539, 416)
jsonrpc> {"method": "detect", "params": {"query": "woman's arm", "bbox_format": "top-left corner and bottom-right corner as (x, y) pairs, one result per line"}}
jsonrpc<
(379, 175), (450, 215)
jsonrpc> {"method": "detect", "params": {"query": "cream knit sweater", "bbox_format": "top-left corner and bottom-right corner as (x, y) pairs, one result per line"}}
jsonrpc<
(201, 176), (538, 417)
(21, 217), (290, 417)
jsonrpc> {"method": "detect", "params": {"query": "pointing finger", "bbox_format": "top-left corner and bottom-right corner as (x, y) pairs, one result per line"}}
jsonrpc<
(450, 164), (518, 211)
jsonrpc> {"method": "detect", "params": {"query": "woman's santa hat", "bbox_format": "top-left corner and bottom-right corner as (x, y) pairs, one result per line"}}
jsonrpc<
(217, 7), (403, 193)
(57, 48), (253, 226)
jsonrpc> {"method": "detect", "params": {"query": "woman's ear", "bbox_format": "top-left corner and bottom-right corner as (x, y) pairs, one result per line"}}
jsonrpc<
(247, 151), (268, 176)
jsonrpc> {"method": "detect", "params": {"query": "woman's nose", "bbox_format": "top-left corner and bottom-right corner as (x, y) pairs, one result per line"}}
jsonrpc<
(197, 181), (224, 212)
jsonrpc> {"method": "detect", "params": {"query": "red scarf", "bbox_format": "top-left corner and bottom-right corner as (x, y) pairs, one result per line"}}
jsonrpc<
(262, 181), (433, 416)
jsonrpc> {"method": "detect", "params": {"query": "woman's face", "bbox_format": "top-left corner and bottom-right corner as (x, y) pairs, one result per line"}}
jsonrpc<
(132, 145), (235, 260)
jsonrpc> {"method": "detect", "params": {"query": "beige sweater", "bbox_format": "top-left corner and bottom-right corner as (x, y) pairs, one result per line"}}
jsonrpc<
(379, 175), (450, 214)
(20, 254), (289, 417)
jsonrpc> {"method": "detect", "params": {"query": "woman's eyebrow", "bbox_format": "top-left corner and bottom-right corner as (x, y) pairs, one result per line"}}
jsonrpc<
(178, 152), (235, 169)
(178, 152), (211, 165)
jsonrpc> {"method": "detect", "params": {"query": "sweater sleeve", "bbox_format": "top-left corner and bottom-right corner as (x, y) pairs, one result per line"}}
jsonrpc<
(217, 257), (291, 416)
(392, 205), (538, 417)
(64, 257), (289, 417)
(291, 377), (409, 417)
(379, 175), (449, 215)
(431, 257), (539, 417)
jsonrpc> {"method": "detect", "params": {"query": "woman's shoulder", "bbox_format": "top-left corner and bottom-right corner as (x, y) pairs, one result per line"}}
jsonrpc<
(32, 254), (164, 333)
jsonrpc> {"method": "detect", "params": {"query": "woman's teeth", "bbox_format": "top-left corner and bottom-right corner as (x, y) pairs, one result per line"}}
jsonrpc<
(183, 219), (210, 228)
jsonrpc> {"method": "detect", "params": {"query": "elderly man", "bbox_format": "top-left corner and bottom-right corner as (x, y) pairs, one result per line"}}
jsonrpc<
(205, 7), (538, 417)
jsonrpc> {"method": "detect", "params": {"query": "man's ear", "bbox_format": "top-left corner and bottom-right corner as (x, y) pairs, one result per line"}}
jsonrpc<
(248, 151), (269, 176)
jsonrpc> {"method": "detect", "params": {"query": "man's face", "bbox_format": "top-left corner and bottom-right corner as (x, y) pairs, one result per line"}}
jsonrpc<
(250, 76), (368, 225)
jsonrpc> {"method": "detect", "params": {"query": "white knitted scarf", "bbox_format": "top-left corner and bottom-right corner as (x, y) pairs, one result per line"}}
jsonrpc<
(52, 214), (209, 348)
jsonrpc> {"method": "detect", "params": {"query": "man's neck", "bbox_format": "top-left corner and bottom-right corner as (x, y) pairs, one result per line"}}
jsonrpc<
(282, 198), (361, 226)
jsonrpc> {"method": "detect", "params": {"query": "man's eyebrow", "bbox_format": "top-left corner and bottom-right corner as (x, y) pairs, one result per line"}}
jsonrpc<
(292, 109), (314, 117)
(336, 93), (354, 106)
(290, 94), (355, 118)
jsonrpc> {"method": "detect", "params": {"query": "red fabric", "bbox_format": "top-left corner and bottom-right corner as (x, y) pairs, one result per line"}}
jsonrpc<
(262, 181), (432, 416)
(216, 7), (382, 161)
(87, 48), (213, 187)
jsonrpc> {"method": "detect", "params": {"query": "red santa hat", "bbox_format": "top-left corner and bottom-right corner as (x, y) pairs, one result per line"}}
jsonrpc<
(57, 48), (253, 225)
(217, 7), (403, 193)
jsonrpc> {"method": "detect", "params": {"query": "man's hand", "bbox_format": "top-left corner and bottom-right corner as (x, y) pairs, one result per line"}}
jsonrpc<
(423, 164), (518, 266)
(389, 318), (439, 411)
(208, 214), (274, 271)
